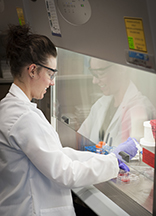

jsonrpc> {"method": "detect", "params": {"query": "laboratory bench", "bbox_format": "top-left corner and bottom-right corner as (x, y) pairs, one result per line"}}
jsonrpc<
(56, 119), (155, 216)
(74, 146), (154, 216)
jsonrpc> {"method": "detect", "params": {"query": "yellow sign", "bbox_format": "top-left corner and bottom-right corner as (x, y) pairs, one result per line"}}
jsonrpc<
(124, 17), (147, 53)
(16, 7), (25, 26)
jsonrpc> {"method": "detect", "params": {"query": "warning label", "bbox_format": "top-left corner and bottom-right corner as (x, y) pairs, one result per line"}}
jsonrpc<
(124, 17), (147, 53)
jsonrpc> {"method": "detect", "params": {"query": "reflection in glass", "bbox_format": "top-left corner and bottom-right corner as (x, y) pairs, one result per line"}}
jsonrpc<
(55, 48), (156, 147)
(78, 57), (156, 146)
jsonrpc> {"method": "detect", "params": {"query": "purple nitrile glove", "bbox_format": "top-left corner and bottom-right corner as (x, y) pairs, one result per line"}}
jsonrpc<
(113, 137), (138, 162)
(118, 159), (130, 172)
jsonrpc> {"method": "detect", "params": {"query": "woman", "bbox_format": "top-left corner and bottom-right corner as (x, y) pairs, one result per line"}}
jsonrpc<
(0, 25), (137, 216)
(78, 57), (156, 146)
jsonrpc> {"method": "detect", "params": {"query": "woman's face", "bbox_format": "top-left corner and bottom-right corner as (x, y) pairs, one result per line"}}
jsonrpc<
(31, 56), (57, 100)
(90, 58), (121, 96)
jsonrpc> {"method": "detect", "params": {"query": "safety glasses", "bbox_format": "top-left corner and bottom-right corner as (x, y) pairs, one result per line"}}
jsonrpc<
(35, 63), (58, 80)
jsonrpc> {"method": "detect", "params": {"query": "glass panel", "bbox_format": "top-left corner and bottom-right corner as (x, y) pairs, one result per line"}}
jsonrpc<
(54, 48), (156, 144)
(54, 48), (102, 131)
(53, 47), (156, 213)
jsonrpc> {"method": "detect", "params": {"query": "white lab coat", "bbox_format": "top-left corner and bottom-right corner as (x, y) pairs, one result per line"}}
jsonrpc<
(0, 83), (119, 216)
(78, 81), (156, 146)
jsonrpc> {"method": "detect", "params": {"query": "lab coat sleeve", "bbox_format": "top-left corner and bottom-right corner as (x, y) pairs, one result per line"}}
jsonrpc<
(9, 111), (119, 189)
(62, 146), (111, 162)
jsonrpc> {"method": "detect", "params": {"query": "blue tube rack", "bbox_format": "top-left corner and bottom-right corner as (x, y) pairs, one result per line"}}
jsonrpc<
(84, 145), (115, 155)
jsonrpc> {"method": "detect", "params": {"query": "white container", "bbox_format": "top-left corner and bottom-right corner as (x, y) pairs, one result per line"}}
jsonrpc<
(140, 121), (155, 147)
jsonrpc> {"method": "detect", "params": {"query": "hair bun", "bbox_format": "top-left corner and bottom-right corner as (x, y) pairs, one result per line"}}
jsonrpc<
(6, 24), (32, 62)
(8, 24), (31, 46)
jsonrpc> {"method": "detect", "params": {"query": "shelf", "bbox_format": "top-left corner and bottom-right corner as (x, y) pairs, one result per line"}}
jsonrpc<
(0, 78), (13, 84)
(56, 74), (92, 81)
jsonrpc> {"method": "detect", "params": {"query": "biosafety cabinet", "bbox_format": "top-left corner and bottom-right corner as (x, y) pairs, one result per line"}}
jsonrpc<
(0, 0), (156, 215)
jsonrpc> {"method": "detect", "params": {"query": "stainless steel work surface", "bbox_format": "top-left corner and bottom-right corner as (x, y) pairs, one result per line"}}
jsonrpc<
(73, 185), (130, 216)
(95, 164), (153, 215)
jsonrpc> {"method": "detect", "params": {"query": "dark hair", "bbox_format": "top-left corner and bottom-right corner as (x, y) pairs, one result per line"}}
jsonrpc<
(6, 24), (57, 78)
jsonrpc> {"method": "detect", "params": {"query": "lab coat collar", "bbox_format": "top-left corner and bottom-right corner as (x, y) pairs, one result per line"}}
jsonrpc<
(121, 81), (139, 105)
(9, 83), (37, 107)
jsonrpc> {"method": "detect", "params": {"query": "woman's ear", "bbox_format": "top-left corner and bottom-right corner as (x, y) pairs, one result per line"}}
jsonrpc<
(27, 64), (36, 78)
